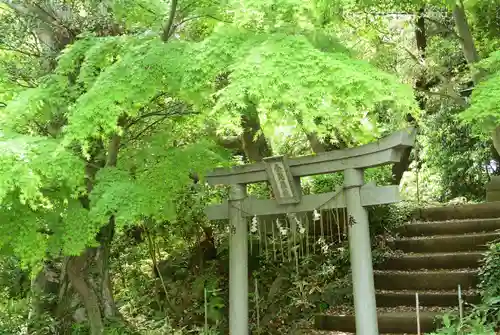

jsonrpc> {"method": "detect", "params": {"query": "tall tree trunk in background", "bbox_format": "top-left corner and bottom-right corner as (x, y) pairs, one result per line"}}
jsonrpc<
(67, 132), (123, 335)
(452, 0), (500, 155)
(392, 7), (426, 185)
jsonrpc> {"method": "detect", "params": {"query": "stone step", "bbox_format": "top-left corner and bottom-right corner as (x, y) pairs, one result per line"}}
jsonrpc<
(374, 270), (478, 290)
(390, 232), (500, 253)
(415, 202), (500, 221)
(376, 290), (480, 307)
(315, 310), (443, 334)
(377, 252), (483, 270)
(396, 218), (500, 237)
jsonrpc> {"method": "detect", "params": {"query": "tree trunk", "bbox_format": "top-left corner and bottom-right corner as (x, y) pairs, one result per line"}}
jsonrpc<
(94, 219), (119, 319)
(306, 131), (327, 153)
(54, 259), (79, 334)
(392, 7), (426, 185)
(240, 103), (273, 162)
(65, 219), (120, 335)
(67, 252), (104, 335)
(493, 127), (500, 157)
(4, 3), (126, 332)
(66, 132), (123, 334)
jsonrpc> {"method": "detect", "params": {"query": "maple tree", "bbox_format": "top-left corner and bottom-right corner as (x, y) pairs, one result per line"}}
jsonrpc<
(1, 0), (499, 334)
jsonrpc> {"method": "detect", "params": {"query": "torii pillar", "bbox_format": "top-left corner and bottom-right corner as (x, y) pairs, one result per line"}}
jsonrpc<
(345, 168), (378, 335)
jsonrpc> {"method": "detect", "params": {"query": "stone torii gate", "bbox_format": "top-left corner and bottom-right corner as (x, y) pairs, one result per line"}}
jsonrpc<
(204, 128), (416, 335)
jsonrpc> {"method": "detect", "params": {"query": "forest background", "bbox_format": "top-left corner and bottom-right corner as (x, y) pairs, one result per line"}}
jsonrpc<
(1, 0), (500, 334)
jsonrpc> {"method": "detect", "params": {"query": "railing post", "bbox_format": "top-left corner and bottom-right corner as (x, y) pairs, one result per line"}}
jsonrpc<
(228, 184), (248, 335)
(344, 168), (379, 335)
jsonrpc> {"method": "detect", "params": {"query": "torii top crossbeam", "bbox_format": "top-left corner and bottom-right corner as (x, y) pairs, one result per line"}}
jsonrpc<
(205, 128), (416, 185)
(205, 128), (416, 220)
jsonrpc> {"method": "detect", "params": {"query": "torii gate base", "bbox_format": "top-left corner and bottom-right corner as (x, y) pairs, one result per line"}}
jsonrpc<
(204, 128), (416, 335)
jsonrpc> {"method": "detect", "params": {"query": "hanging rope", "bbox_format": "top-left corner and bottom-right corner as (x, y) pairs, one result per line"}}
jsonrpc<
(227, 185), (345, 218)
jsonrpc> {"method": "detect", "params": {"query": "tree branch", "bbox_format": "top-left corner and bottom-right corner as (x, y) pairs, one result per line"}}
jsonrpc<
(424, 16), (462, 41)
(179, 0), (196, 14)
(0, 44), (41, 57)
(32, 2), (77, 38)
(37, 227), (54, 235)
(126, 108), (195, 128)
(14, 78), (37, 88)
(125, 109), (200, 145)
(136, 2), (157, 15)
(173, 14), (232, 30)
(0, 0), (31, 15)
(126, 115), (171, 144)
(123, 92), (175, 128)
(415, 87), (468, 106)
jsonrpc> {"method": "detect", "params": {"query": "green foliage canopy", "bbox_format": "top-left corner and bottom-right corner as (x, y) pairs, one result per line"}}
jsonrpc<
(460, 50), (500, 138)
(0, 0), (419, 268)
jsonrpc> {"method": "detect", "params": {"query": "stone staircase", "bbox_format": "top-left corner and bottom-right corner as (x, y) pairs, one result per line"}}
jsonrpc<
(314, 202), (500, 334)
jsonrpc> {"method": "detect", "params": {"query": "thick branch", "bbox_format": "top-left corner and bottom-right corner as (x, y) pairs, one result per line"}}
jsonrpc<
(32, 3), (77, 38)
(67, 254), (103, 335)
(453, 1), (480, 67)
(106, 133), (121, 167)
(107, 118), (127, 167)
(452, 0), (485, 88)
